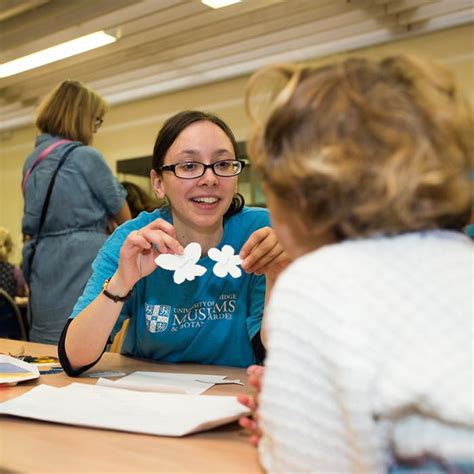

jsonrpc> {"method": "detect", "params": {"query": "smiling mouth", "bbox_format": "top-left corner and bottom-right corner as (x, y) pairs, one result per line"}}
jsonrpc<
(191, 197), (220, 204)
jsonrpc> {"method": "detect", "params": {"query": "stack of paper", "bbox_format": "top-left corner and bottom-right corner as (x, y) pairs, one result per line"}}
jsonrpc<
(0, 383), (248, 436)
(96, 371), (242, 395)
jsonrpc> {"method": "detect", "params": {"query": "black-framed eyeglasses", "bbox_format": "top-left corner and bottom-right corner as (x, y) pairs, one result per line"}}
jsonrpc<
(95, 117), (104, 129)
(158, 159), (246, 179)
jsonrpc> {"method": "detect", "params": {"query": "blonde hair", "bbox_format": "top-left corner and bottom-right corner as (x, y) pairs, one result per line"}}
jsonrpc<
(247, 55), (473, 239)
(36, 80), (108, 145)
(0, 227), (13, 263)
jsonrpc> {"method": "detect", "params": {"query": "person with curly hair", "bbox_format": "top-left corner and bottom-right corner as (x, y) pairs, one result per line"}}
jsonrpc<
(239, 56), (473, 473)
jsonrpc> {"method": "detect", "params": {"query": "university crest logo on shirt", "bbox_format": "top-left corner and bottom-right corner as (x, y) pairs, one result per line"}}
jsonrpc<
(144, 303), (171, 333)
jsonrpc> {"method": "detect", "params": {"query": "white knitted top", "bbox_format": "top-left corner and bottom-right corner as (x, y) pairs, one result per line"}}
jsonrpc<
(259, 231), (473, 473)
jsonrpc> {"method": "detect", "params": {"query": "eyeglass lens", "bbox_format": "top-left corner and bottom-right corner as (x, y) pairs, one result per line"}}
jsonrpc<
(174, 160), (242, 178)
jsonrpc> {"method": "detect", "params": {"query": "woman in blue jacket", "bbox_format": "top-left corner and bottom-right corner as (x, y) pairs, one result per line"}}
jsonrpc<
(22, 80), (130, 344)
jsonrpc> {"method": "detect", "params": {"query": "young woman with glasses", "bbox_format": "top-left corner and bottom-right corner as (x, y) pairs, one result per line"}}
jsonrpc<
(59, 110), (288, 375)
(22, 80), (131, 345)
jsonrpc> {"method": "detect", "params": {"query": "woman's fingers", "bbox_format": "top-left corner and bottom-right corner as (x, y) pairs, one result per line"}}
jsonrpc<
(239, 416), (262, 447)
(246, 366), (265, 392)
(249, 434), (261, 447)
(242, 241), (279, 273)
(126, 218), (183, 255)
(237, 393), (258, 411)
(147, 219), (183, 254)
(147, 217), (177, 238)
(249, 373), (263, 392)
(240, 227), (274, 260)
(247, 364), (264, 376)
(238, 367), (263, 447)
(239, 415), (257, 431)
(140, 228), (183, 255)
(123, 230), (152, 253)
(246, 244), (284, 275)
(240, 226), (288, 275)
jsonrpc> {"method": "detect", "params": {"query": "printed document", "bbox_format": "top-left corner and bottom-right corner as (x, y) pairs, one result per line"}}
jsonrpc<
(0, 383), (248, 437)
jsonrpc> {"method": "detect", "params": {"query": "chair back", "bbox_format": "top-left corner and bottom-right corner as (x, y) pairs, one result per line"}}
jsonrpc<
(109, 318), (130, 353)
(0, 288), (28, 340)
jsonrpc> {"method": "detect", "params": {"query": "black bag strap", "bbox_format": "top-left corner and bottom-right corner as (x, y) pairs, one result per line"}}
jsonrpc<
(26, 142), (82, 334)
(36, 142), (82, 238)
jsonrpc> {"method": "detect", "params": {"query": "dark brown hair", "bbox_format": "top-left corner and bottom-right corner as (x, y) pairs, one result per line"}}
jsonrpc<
(152, 110), (244, 217)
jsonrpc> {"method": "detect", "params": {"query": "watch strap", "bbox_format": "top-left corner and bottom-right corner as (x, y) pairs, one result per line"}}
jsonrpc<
(102, 278), (133, 303)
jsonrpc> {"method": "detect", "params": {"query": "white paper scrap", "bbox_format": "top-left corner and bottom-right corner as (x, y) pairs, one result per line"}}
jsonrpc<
(0, 383), (248, 437)
(155, 242), (207, 284)
(96, 371), (227, 395)
(208, 245), (242, 278)
(196, 378), (244, 386)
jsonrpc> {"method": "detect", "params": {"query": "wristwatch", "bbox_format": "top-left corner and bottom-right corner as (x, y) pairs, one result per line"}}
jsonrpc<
(102, 278), (133, 303)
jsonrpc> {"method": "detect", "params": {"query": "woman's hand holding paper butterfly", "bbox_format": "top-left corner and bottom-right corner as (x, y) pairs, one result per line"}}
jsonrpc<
(115, 218), (184, 291)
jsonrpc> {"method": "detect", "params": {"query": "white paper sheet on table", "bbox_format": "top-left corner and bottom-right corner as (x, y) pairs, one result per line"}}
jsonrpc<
(0, 383), (249, 437)
(96, 371), (241, 395)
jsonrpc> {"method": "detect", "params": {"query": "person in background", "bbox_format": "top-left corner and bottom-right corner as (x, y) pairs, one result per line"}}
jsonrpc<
(0, 227), (27, 298)
(121, 181), (161, 218)
(22, 80), (131, 344)
(59, 110), (288, 376)
(239, 56), (473, 473)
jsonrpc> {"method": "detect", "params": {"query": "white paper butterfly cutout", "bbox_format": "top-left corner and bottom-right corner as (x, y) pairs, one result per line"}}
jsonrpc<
(155, 242), (207, 284)
(208, 245), (242, 279)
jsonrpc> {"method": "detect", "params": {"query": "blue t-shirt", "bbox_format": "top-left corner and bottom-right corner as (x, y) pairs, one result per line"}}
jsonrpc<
(70, 206), (270, 367)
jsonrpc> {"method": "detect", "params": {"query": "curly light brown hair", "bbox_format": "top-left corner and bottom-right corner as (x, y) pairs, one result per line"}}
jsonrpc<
(247, 55), (473, 239)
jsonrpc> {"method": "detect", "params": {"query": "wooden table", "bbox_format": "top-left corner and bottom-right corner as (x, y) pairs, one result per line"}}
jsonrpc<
(0, 339), (261, 473)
